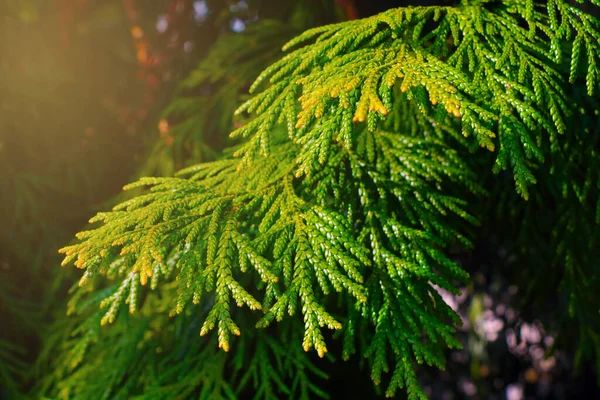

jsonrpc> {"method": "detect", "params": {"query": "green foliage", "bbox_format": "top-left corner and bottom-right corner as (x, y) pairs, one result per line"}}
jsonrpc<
(0, 270), (40, 399)
(36, 278), (330, 400)
(55, 0), (600, 398)
(233, 0), (599, 199)
(0, 287), (29, 399)
(140, 20), (299, 177)
(485, 83), (600, 377)
(60, 129), (478, 397)
(0, 339), (27, 399)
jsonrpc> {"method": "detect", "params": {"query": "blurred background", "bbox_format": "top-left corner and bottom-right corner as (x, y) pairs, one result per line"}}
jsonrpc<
(0, 0), (598, 399)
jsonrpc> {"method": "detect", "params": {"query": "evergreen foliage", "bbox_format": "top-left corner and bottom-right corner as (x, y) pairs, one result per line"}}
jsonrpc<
(0, 282), (29, 399)
(54, 0), (600, 398)
(140, 20), (300, 176)
(486, 83), (600, 376)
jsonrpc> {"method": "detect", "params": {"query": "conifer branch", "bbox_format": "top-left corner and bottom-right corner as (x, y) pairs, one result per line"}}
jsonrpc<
(56, 1), (600, 398)
(233, 1), (600, 198)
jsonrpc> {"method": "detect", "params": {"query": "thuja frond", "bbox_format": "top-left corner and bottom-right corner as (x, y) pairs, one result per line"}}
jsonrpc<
(38, 278), (329, 400)
(58, 1), (600, 398)
(61, 124), (480, 397)
(38, 302), (235, 400)
(232, 319), (330, 400)
(233, 1), (600, 198)
(60, 146), (365, 355)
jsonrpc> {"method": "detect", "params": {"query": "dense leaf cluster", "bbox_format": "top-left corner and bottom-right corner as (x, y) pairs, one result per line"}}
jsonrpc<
(55, 1), (600, 398)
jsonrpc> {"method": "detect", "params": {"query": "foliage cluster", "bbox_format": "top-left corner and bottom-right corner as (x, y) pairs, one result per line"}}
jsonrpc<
(19, 0), (600, 398)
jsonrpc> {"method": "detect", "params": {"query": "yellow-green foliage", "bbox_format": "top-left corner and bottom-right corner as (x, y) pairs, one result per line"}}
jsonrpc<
(55, 1), (600, 399)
